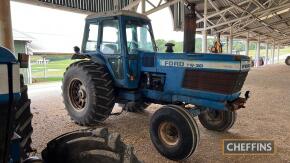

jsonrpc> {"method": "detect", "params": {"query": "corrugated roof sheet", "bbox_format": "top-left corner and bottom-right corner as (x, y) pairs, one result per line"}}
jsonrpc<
(192, 0), (290, 45)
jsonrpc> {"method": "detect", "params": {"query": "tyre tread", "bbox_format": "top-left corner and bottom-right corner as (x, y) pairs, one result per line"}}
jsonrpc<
(62, 60), (115, 125)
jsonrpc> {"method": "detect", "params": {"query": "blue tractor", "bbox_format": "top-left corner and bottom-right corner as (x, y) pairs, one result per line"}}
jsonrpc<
(0, 47), (35, 163)
(62, 10), (251, 160)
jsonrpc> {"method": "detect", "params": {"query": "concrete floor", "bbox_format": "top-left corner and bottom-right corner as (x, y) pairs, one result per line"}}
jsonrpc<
(29, 64), (290, 163)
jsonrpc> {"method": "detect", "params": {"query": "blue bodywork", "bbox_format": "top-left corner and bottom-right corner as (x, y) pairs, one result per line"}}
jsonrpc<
(0, 47), (20, 103)
(81, 13), (251, 111)
(139, 52), (250, 110)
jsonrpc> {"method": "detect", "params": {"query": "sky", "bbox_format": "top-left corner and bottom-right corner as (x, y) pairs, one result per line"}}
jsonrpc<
(10, 1), (185, 53)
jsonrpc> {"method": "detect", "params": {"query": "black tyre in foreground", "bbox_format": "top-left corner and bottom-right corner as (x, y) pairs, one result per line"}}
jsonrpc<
(62, 60), (115, 125)
(15, 75), (33, 159)
(150, 105), (200, 161)
(285, 56), (290, 66)
(198, 109), (237, 131)
(42, 128), (141, 163)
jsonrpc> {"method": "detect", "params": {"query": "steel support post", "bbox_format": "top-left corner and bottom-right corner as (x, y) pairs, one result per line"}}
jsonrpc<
(140, 0), (147, 49)
(0, 0), (14, 51)
(229, 26), (233, 54)
(202, 0), (208, 53)
(141, 0), (145, 13)
(265, 42), (269, 64)
(277, 44), (280, 63)
(245, 32), (249, 56)
(183, 3), (196, 53)
(255, 35), (260, 67)
(226, 37), (229, 53)
(272, 40), (275, 64)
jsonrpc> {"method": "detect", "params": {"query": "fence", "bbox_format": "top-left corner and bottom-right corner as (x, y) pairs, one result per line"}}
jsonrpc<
(31, 55), (74, 82)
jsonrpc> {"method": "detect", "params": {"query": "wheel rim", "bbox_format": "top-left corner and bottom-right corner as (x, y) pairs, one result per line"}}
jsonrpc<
(287, 59), (290, 65)
(69, 79), (87, 110)
(158, 122), (180, 147)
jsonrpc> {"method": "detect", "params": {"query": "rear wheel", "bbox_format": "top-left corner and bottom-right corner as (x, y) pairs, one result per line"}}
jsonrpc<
(150, 105), (199, 161)
(41, 128), (141, 163)
(62, 60), (115, 126)
(285, 56), (290, 66)
(198, 109), (237, 131)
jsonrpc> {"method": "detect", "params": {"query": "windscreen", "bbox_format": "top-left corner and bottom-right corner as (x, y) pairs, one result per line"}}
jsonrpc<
(126, 20), (156, 54)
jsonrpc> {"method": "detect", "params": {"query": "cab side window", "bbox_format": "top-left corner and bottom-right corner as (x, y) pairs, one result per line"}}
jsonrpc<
(85, 23), (99, 52)
(100, 20), (120, 54)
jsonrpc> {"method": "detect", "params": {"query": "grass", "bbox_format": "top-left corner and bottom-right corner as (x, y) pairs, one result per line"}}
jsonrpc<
(32, 77), (63, 83)
(31, 59), (74, 79)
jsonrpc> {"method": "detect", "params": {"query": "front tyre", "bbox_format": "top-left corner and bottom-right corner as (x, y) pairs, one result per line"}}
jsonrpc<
(198, 109), (237, 131)
(62, 60), (115, 126)
(150, 105), (199, 161)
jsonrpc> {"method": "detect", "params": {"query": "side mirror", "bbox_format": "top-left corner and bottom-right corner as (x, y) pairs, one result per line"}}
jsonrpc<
(73, 46), (80, 54)
(72, 46), (88, 60)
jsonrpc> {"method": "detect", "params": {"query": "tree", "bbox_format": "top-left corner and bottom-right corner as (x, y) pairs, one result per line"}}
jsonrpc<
(155, 39), (167, 52)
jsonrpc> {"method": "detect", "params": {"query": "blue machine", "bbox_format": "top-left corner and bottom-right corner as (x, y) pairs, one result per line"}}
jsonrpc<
(62, 10), (251, 161)
(0, 47), (21, 163)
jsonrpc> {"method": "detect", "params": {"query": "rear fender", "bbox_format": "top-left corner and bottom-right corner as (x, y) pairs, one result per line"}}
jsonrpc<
(74, 51), (107, 66)
(89, 55), (106, 65)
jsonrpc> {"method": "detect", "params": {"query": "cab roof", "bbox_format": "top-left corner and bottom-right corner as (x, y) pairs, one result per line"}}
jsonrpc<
(86, 10), (150, 20)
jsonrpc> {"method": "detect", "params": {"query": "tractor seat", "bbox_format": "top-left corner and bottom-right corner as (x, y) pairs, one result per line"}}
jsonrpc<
(101, 44), (118, 54)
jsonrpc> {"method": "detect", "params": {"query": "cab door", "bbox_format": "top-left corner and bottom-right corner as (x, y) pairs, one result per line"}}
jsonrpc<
(99, 19), (125, 82)
(124, 19), (156, 89)
(124, 23), (140, 89)
(99, 18), (139, 89)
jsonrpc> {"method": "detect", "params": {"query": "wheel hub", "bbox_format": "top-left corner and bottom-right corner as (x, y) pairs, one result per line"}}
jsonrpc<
(158, 122), (180, 147)
(207, 110), (223, 121)
(69, 79), (87, 110)
(78, 86), (86, 99)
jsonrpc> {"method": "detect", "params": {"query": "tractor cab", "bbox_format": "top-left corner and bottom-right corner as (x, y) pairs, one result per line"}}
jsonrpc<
(81, 11), (156, 89)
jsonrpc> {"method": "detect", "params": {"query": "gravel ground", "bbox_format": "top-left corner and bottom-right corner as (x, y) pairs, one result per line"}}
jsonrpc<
(29, 64), (290, 163)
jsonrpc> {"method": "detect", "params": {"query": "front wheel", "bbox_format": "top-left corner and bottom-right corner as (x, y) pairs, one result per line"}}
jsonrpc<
(198, 109), (237, 132)
(150, 105), (200, 161)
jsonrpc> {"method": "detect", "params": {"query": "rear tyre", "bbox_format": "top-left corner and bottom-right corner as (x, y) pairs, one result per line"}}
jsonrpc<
(62, 60), (115, 126)
(41, 128), (141, 163)
(124, 102), (150, 112)
(285, 56), (290, 66)
(198, 109), (236, 131)
(150, 105), (199, 161)
(15, 74), (33, 158)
